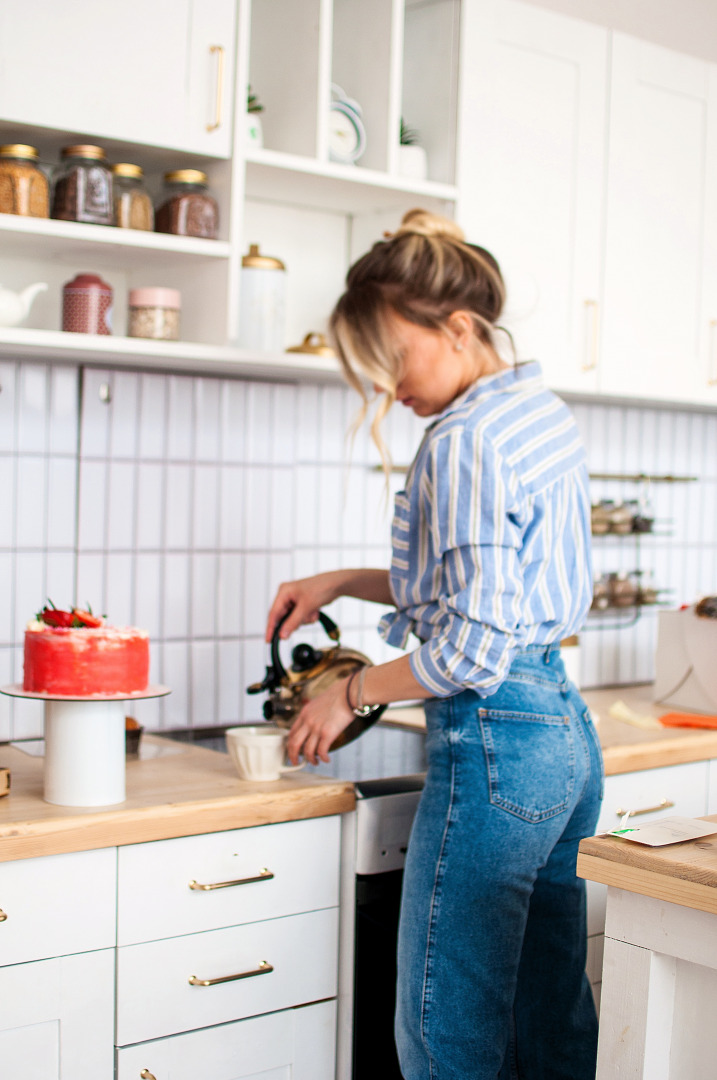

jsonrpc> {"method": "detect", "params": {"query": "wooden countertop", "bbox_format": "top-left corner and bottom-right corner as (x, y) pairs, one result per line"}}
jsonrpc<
(577, 816), (717, 916)
(382, 684), (717, 776)
(0, 737), (355, 863)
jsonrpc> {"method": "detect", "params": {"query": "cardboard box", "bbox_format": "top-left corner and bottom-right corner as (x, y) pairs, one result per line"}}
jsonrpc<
(654, 607), (717, 713)
(0, 767), (9, 797)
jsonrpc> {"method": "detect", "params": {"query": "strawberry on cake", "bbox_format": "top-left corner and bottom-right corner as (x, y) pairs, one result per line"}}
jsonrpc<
(23, 603), (150, 697)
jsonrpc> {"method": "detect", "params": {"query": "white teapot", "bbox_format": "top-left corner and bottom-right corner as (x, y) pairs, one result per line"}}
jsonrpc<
(0, 282), (48, 327)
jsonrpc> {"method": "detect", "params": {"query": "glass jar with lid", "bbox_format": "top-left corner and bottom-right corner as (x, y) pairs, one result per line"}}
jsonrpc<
(112, 163), (153, 230)
(154, 170), (218, 239)
(52, 145), (113, 225)
(0, 144), (49, 217)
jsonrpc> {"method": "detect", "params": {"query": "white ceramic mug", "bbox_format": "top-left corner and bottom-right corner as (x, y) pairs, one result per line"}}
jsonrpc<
(225, 725), (305, 782)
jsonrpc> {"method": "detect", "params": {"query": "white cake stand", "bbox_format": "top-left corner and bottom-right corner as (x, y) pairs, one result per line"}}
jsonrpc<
(0, 685), (170, 807)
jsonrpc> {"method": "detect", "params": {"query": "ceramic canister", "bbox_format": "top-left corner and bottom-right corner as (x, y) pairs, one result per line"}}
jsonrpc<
(238, 244), (286, 352)
(62, 273), (113, 335)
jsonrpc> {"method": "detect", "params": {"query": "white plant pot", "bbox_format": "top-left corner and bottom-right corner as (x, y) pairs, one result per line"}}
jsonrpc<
(246, 112), (263, 149)
(398, 144), (428, 181)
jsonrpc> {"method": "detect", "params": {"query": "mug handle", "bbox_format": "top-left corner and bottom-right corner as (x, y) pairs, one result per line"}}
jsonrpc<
(280, 761), (306, 773)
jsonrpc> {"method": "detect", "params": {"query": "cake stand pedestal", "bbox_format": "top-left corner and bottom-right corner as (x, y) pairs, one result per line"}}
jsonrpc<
(0, 685), (170, 807)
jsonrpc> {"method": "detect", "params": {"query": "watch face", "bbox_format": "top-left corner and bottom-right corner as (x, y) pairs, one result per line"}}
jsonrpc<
(329, 104), (366, 164)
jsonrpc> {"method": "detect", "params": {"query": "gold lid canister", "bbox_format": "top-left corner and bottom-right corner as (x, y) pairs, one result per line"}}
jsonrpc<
(242, 243), (285, 270)
(112, 162), (144, 178)
(61, 144), (107, 160)
(0, 144), (40, 159)
(164, 169), (208, 184)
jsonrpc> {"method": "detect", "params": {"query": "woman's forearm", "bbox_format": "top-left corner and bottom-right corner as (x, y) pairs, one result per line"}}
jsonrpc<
(337, 568), (394, 605)
(355, 653), (434, 706)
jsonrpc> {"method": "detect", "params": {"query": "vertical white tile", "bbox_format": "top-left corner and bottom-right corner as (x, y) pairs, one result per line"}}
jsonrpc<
(0, 648), (12, 738)
(105, 553), (134, 626)
(242, 638), (268, 723)
(134, 553), (163, 638)
(320, 386), (348, 461)
(245, 383), (272, 463)
(0, 363), (17, 452)
(244, 466), (271, 550)
(294, 465), (319, 547)
(136, 463), (164, 550)
(132, 694), (161, 731)
(47, 456), (78, 550)
(166, 376), (194, 461)
(195, 378), (221, 462)
(271, 385), (297, 464)
(11, 694), (44, 740)
(0, 458), (14, 548)
(191, 640), (216, 728)
(0, 553), (13, 644)
(242, 552), (269, 636)
(45, 552), (76, 613)
(163, 552), (190, 638)
(80, 369), (112, 457)
(296, 384), (321, 461)
(191, 553), (217, 638)
(193, 465), (219, 550)
(161, 641), (190, 729)
(217, 553), (242, 637)
(107, 461), (136, 550)
(217, 640), (242, 724)
(268, 552), (293, 607)
(220, 380), (246, 463)
(77, 460), (108, 550)
(14, 551), (46, 642)
(138, 374), (167, 460)
(108, 372), (139, 459)
(269, 467), (295, 551)
(75, 553), (106, 621)
(17, 365), (48, 453)
(165, 464), (192, 550)
(317, 467), (344, 548)
(49, 366), (79, 455)
(15, 457), (47, 549)
(219, 465), (244, 549)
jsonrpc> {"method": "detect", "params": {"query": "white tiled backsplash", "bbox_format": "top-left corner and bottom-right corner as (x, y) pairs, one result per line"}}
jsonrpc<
(1, 360), (716, 740)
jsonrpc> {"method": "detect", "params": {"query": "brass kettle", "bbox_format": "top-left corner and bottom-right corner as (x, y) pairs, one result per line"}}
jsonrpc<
(246, 609), (385, 750)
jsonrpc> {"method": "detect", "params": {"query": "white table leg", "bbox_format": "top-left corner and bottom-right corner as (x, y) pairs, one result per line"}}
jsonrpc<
(44, 699), (126, 807)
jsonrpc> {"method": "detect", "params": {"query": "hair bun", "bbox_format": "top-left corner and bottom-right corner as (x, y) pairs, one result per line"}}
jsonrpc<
(394, 208), (466, 243)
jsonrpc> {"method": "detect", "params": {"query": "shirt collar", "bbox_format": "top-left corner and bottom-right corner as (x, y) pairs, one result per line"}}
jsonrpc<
(429, 360), (543, 427)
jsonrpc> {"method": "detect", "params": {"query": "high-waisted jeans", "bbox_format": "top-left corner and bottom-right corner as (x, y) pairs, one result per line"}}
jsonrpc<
(395, 645), (603, 1080)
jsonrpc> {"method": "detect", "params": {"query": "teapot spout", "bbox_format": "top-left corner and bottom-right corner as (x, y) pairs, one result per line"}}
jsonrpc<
(20, 282), (48, 316)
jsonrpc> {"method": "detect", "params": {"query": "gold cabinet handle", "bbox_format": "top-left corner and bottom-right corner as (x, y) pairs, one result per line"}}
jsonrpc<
(140, 1071), (157, 1080)
(582, 299), (600, 372)
(615, 798), (675, 818)
(709, 320), (717, 385)
(207, 44), (225, 132)
(0, 908), (7, 922)
(189, 960), (273, 986)
(188, 867), (274, 891)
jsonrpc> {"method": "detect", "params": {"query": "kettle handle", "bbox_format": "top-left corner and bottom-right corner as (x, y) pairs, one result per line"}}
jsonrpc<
(270, 607), (340, 683)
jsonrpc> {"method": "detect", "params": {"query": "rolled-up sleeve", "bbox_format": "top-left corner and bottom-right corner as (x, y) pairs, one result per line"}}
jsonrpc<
(408, 427), (526, 697)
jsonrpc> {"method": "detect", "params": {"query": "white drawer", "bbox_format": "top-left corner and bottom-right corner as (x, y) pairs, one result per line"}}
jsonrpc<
(116, 999), (336, 1080)
(0, 848), (117, 966)
(116, 906), (339, 1045)
(117, 815), (340, 945)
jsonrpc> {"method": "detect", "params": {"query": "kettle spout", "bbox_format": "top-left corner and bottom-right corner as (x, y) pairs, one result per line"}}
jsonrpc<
(20, 282), (48, 316)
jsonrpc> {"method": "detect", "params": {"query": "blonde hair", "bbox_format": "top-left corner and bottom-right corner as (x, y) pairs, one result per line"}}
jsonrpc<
(329, 208), (506, 466)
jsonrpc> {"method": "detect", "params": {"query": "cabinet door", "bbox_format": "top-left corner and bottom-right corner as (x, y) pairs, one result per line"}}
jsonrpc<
(0, 0), (235, 156)
(600, 35), (717, 404)
(0, 949), (115, 1080)
(116, 999), (336, 1080)
(457, 0), (607, 392)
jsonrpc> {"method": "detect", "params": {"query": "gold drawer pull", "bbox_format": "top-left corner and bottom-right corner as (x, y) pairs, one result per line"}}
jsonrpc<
(615, 798), (675, 818)
(140, 1071), (157, 1080)
(189, 960), (273, 986)
(207, 44), (225, 132)
(188, 867), (274, 891)
(0, 908), (7, 922)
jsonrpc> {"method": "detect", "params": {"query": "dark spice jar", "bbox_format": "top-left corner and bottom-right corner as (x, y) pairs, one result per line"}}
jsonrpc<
(154, 169), (218, 239)
(62, 273), (113, 335)
(0, 144), (49, 217)
(52, 145), (113, 225)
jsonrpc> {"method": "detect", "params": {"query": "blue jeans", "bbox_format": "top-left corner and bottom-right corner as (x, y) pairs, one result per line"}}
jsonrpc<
(395, 645), (603, 1080)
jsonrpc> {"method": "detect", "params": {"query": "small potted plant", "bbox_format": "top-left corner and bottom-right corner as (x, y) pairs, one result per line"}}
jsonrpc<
(247, 85), (264, 149)
(398, 118), (427, 180)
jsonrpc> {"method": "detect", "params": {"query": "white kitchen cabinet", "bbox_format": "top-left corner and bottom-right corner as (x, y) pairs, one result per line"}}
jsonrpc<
(600, 34), (717, 407)
(0, 0), (236, 158)
(0, 949), (115, 1080)
(457, 0), (608, 391)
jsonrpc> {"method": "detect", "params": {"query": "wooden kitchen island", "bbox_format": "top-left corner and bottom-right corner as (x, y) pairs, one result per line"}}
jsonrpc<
(578, 822), (717, 1079)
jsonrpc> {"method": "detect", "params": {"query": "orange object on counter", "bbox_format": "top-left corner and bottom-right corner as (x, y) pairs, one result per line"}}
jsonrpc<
(659, 712), (717, 729)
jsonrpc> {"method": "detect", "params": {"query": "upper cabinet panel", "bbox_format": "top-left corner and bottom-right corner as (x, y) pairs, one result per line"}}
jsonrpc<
(0, 0), (236, 157)
(457, 0), (608, 392)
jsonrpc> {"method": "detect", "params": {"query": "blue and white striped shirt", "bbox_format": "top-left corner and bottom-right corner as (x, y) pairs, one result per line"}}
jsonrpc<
(378, 361), (593, 698)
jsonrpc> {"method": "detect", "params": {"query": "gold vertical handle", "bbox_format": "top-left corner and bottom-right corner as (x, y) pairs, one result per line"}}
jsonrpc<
(140, 1071), (157, 1080)
(582, 300), (600, 372)
(0, 909), (7, 922)
(207, 45), (225, 132)
(709, 320), (717, 385)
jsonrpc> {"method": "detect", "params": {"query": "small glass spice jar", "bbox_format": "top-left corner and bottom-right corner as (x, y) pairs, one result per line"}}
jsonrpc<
(112, 163), (153, 230)
(154, 170), (218, 239)
(128, 287), (181, 340)
(52, 145), (113, 225)
(62, 273), (113, 335)
(0, 144), (49, 217)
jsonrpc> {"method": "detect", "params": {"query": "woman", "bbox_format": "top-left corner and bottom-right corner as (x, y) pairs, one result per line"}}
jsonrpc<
(265, 210), (603, 1080)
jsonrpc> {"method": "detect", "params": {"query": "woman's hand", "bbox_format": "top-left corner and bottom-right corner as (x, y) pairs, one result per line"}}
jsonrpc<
(265, 573), (344, 643)
(286, 677), (355, 765)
